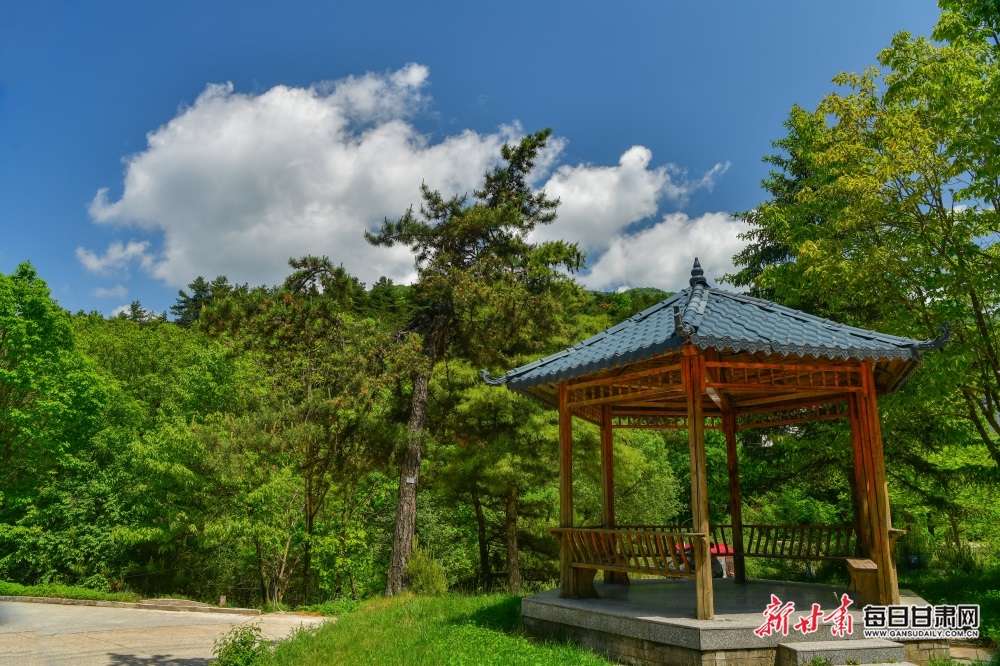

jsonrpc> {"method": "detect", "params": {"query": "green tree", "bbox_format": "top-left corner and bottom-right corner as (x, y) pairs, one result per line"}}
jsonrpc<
(728, 5), (1000, 465)
(366, 129), (585, 595)
(201, 258), (415, 603)
(727, 0), (1000, 565)
(0, 263), (104, 518)
(59, 312), (251, 596)
(0, 265), (119, 587)
(424, 360), (560, 592)
(170, 276), (232, 327)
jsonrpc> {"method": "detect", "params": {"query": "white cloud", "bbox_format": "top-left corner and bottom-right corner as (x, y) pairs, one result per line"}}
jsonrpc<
(92, 284), (128, 298)
(76, 241), (153, 276)
(583, 211), (750, 292)
(110, 304), (131, 317)
(81, 63), (743, 294)
(533, 148), (729, 255)
(85, 64), (520, 288)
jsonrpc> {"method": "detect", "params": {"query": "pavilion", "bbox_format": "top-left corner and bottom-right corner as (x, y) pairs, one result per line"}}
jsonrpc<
(484, 259), (948, 622)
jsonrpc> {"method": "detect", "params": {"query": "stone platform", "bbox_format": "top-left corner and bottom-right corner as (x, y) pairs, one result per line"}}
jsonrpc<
(522, 578), (948, 666)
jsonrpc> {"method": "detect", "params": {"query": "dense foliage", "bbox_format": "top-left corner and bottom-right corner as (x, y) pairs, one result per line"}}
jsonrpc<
(0, 256), (685, 606)
(728, 0), (1000, 641)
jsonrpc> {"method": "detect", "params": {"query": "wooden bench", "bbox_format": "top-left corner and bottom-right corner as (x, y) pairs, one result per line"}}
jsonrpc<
(549, 527), (706, 580)
(551, 525), (905, 587)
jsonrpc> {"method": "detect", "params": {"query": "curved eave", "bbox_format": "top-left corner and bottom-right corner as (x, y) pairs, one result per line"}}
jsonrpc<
(496, 339), (926, 396)
(480, 264), (951, 400)
(506, 335), (686, 391)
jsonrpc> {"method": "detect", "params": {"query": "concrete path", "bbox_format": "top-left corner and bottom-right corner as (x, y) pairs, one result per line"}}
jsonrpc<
(950, 639), (994, 664)
(0, 600), (326, 665)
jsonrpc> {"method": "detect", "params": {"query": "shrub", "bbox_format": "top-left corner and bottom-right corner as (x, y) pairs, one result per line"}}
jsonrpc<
(405, 539), (448, 596)
(213, 622), (271, 666)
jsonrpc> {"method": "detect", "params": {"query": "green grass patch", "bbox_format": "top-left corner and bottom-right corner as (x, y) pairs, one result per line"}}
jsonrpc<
(265, 593), (613, 665)
(0, 580), (140, 603)
(294, 598), (362, 616)
(901, 568), (1000, 648)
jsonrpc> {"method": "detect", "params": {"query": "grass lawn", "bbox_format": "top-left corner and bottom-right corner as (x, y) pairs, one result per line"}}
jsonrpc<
(267, 593), (613, 666)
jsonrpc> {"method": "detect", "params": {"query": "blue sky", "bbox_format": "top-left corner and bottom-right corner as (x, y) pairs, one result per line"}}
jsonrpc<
(0, 1), (941, 316)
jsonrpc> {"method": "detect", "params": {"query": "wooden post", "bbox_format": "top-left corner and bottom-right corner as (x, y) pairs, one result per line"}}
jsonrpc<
(683, 347), (714, 620)
(722, 410), (746, 583)
(558, 381), (596, 598)
(601, 404), (628, 585)
(848, 395), (873, 558)
(558, 381), (574, 598)
(859, 360), (900, 605)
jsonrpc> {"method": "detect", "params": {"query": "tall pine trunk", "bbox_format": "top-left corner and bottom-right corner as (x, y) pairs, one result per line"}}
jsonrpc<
(505, 484), (521, 593)
(302, 480), (313, 605)
(255, 540), (268, 605)
(472, 491), (490, 590)
(384, 371), (429, 596)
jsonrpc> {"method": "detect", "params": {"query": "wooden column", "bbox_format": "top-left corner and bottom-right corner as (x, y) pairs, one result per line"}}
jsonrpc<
(683, 347), (714, 620)
(601, 404), (628, 585)
(848, 396), (873, 558)
(558, 381), (574, 598)
(722, 410), (746, 583)
(861, 360), (900, 604)
(558, 381), (596, 598)
(848, 362), (900, 605)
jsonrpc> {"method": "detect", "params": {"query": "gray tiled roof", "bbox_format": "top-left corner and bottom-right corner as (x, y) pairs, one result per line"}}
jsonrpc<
(484, 260), (948, 392)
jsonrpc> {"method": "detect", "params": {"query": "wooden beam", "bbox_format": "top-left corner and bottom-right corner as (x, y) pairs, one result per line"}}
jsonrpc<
(569, 386), (686, 408)
(683, 346), (714, 620)
(703, 360), (863, 394)
(739, 413), (847, 431)
(570, 403), (602, 426)
(708, 382), (863, 394)
(558, 381), (575, 598)
(703, 350), (734, 412)
(569, 362), (682, 391)
(608, 399), (714, 411)
(612, 408), (689, 417)
(722, 410), (746, 583)
(706, 361), (861, 373)
(601, 404), (629, 585)
(732, 391), (850, 410)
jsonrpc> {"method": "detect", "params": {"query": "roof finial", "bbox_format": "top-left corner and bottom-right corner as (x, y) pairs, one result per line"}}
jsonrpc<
(690, 258), (708, 287)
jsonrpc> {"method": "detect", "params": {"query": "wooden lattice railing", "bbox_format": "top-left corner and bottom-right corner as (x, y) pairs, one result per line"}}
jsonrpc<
(550, 527), (707, 579)
(619, 524), (861, 560)
(552, 525), (904, 580)
(740, 524), (860, 559)
(553, 524), (879, 581)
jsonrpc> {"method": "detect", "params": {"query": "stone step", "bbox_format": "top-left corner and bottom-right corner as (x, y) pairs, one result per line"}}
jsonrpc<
(776, 639), (906, 666)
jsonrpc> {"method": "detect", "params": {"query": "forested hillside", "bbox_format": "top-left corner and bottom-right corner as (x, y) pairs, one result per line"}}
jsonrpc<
(0, 254), (678, 605)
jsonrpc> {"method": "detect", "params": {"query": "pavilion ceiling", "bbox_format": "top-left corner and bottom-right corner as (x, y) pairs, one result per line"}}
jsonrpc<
(522, 348), (905, 431)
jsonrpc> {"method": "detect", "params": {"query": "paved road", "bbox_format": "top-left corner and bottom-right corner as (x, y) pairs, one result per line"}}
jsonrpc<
(0, 600), (326, 665)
